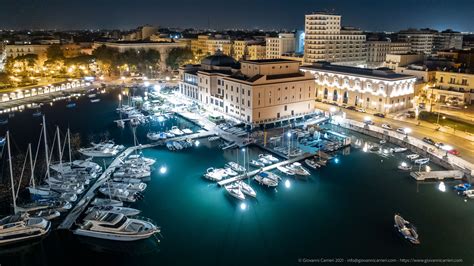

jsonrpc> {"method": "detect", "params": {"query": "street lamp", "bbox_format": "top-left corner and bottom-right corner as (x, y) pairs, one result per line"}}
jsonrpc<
(287, 132), (292, 157)
(441, 144), (453, 158)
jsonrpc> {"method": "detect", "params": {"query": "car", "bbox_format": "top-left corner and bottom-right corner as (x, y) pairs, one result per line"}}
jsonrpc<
(381, 124), (392, 130)
(435, 142), (445, 149)
(364, 120), (374, 125)
(405, 112), (416, 118)
(356, 108), (366, 113)
(422, 137), (435, 145)
(346, 106), (356, 110)
(374, 113), (385, 118)
(448, 149), (460, 155)
(396, 128), (407, 134)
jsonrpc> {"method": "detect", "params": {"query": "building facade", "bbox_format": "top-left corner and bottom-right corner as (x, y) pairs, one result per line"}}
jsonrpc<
(179, 55), (316, 126)
(304, 12), (366, 66)
(5, 44), (49, 63)
(265, 33), (296, 59)
(429, 71), (474, 105)
(397, 29), (436, 55)
(433, 30), (463, 51)
(367, 41), (411, 68)
(301, 62), (416, 113)
(247, 44), (266, 60)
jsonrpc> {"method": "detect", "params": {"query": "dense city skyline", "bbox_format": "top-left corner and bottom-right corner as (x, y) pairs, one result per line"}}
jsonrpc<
(1, 0), (474, 31)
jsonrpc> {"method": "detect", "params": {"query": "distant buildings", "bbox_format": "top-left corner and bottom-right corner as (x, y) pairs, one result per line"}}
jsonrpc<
(301, 62), (416, 113)
(190, 35), (232, 57)
(122, 25), (158, 41)
(178, 53), (316, 126)
(397, 28), (463, 55)
(265, 33), (296, 59)
(433, 30), (463, 51)
(366, 40), (410, 68)
(304, 12), (366, 66)
(4, 44), (49, 63)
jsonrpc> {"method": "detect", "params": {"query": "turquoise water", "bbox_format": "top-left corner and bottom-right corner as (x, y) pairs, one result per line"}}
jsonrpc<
(0, 90), (473, 266)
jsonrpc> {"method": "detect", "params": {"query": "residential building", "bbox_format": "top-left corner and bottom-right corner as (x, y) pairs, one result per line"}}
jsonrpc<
(301, 62), (416, 113)
(247, 44), (266, 60)
(265, 33), (296, 59)
(5, 44), (49, 63)
(366, 41), (391, 68)
(429, 71), (474, 105)
(383, 53), (425, 70)
(122, 25), (158, 41)
(190, 35), (232, 56)
(397, 28), (436, 54)
(433, 30), (463, 51)
(178, 53), (316, 126)
(304, 12), (366, 66)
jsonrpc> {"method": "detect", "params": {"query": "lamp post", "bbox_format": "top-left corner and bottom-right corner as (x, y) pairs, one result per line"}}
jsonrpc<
(441, 144), (452, 159)
(404, 127), (412, 140)
(287, 132), (292, 158)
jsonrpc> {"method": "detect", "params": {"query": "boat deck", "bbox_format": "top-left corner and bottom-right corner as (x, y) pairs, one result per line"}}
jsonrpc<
(409, 170), (464, 181)
(217, 153), (315, 187)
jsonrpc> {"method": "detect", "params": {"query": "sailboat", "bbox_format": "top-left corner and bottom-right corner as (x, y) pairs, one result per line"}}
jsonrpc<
(0, 131), (51, 245)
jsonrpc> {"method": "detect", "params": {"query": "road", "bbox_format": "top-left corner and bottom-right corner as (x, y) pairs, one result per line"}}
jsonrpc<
(316, 102), (474, 164)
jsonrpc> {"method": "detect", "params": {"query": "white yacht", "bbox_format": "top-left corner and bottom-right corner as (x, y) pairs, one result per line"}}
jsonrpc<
(50, 160), (102, 175)
(203, 168), (224, 182)
(224, 168), (238, 176)
(406, 154), (420, 161)
(98, 188), (137, 203)
(91, 198), (123, 207)
(182, 128), (193, 134)
(0, 214), (51, 245)
(226, 162), (245, 172)
(398, 162), (412, 171)
(79, 145), (120, 158)
(277, 166), (295, 176)
(124, 155), (156, 166)
(73, 211), (159, 241)
(414, 158), (430, 165)
(463, 190), (474, 199)
(304, 159), (320, 169)
(260, 154), (279, 163)
(258, 157), (272, 165)
(249, 160), (265, 168)
(169, 126), (184, 136)
(237, 181), (257, 198)
(287, 162), (310, 176)
(392, 147), (408, 153)
(113, 168), (151, 179)
(102, 182), (147, 192)
(254, 172), (278, 187)
(225, 184), (246, 200)
(86, 206), (141, 216)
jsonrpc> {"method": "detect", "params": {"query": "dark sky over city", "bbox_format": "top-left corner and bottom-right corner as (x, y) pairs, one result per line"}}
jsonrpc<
(0, 0), (473, 31)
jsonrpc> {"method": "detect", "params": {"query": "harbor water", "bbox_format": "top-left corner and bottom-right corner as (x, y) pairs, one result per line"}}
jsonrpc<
(0, 90), (473, 266)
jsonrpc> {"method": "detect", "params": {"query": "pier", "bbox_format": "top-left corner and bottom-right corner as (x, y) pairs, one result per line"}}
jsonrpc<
(409, 170), (464, 181)
(217, 152), (316, 187)
(58, 130), (215, 230)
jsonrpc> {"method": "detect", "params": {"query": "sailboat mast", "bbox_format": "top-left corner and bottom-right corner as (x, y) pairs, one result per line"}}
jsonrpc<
(67, 128), (72, 164)
(42, 115), (50, 181)
(6, 131), (17, 214)
(29, 143), (35, 188)
(57, 126), (63, 169)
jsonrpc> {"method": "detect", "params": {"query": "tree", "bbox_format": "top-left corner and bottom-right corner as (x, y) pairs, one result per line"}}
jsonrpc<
(166, 48), (193, 69)
(46, 44), (64, 62)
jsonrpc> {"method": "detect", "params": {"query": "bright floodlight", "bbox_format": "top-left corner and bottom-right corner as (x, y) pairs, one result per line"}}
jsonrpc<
(287, 132), (292, 138)
(240, 202), (247, 210)
(195, 140), (200, 147)
(401, 162), (407, 167)
(241, 148), (245, 152)
(364, 116), (371, 122)
(121, 76), (125, 80)
(438, 181), (446, 192)
(153, 84), (161, 92)
(285, 179), (291, 188)
(159, 166), (167, 174)
(330, 107), (336, 113)
(404, 128), (412, 134)
(144, 81), (150, 87)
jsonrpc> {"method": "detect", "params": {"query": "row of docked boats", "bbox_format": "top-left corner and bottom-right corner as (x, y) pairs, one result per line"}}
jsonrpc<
(74, 153), (161, 241)
(146, 126), (194, 141)
(277, 162), (310, 177)
(79, 141), (125, 158)
(203, 161), (246, 182)
(249, 154), (279, 167)
(165, 139), (195, 151)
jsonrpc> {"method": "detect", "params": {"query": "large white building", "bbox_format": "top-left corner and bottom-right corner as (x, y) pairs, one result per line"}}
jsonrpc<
(301, 62), (416, 113)
(397, 29), (436, 55)
(266, 33), (296, 59)
(433, 30), (463, 51)
(366, 40), (410, 68)
(304, 12), (366, 66)
(179, 53), (316, 126)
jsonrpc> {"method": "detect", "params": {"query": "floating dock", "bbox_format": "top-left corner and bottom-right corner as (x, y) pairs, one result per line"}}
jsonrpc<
(217, 152), (316, 187)
(410, 170), (464, 181)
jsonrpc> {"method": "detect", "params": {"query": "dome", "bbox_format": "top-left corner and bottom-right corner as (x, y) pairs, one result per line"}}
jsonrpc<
(201, 51), (237, 67)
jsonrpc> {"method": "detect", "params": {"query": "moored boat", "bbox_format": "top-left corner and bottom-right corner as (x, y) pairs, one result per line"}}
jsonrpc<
(394, 214), (420, 244)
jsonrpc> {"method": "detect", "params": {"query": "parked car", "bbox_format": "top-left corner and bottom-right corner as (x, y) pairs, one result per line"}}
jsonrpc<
(374, 113), (385, 118)
(396, 128), (407, 134)
(448, 149), (460, 155)
(434, 142), (445, 148)
(381, 124), (392, 130)
(364, 120), (375, 125)
(422, 137), (435, 145)
(356, 108), (366, 113)
(346, 106), (356, 110)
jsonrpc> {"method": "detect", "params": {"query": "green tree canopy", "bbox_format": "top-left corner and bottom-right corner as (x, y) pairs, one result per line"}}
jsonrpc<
(166, 48), (193, 69)
(46, 44), (65, 62)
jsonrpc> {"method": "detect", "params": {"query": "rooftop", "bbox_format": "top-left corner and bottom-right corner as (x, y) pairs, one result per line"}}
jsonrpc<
(302, 62), (414, 80)
(242, 59), (300, 64)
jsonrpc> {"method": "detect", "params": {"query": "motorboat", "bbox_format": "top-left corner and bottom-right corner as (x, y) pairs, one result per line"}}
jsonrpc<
(116, 120), (125, 129)
(91, 198), (123, 207)
(29, 209), (61, 220)
(304, 159), (320, 169)
(102, 182), (147, 193)
(454, 183), (472, 192)
(169, 126), (184, 136)
(258, 157), (271, 165)
(394, 214), (420, 244)
(397, 162), (412, 171)
(0, 214), (51, 245)
(208, 136), (220, 142)
(406, 154), (419, 160)
(79, 144), (121, 158)
(98, 188), (138, 203)
(124, 155), (155, 166)
(392, 147), (408, 153)
(414, 158), (430, 165)
(182, 128), (193, 134)
(146, 132), (162, 141)
(165, 132), (175, 138)
(173, 141), (183, 150)
(224, 184), (246, 200)
(112, 177), (143, 184)
(286, 162), (310, 176)
(463, 190), (474, 198)
(263, 171), (281, 182)
(86, 206), (141, 217)
(277, 166), (295, 176)
(260, 154), (279, 163)
(203, 168), (224, 182)
(254, 172), (278, 187)
(226, 162), (245, 172)
(249, 160), (265, 168)
(66, 102), (76, 108)
(224, 168), (238, 177)
(73, 211), (159, 241)
(113, 168), (151, 179)
(90, 98), (101, 103)
(237, 181), (256, 198)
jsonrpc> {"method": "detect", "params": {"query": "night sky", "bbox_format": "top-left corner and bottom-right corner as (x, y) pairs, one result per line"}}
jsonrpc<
(1, 0), (473, 31)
